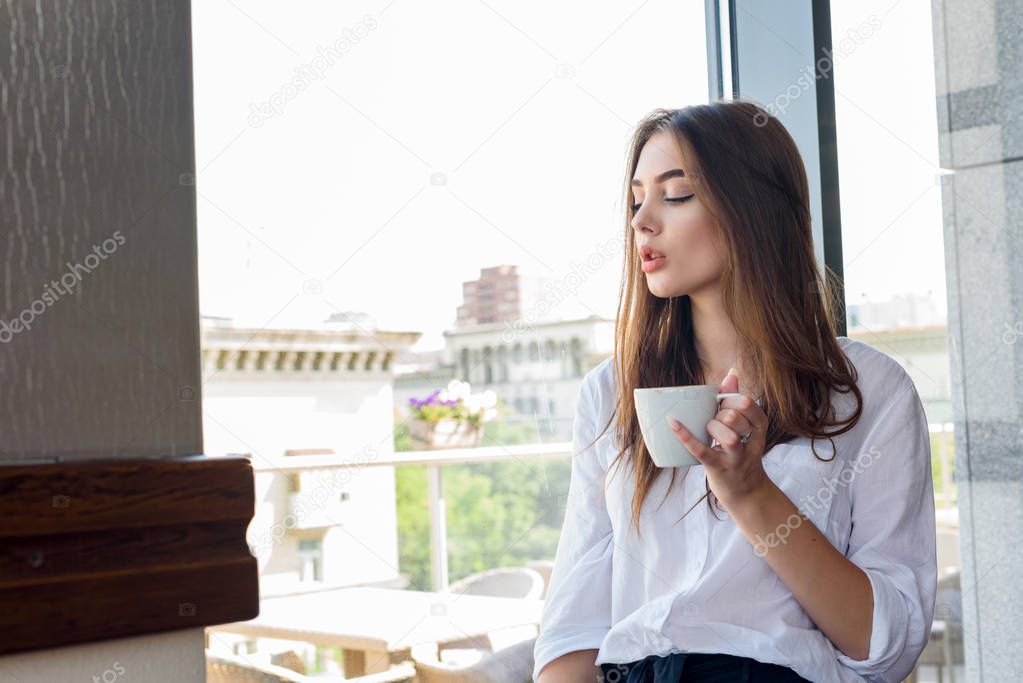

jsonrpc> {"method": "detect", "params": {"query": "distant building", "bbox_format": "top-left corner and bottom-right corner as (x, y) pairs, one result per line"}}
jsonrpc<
(847, 291), (946, 331)
(395, 314), (615, 441)
(324, 309), (380, 330)
(455, 264), (556, 328)
(200, 316), (421, 597)
(848, 324), (951, 424)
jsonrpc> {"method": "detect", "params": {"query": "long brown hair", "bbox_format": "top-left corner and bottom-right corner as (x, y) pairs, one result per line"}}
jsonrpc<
(588, 98), (863, 538)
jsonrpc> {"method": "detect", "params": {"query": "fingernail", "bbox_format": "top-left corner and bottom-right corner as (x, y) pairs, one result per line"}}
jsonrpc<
(726, 366), (737, 377)
(666, 416), (682, 432)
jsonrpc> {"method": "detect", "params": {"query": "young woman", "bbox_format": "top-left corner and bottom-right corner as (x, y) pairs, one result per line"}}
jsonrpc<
(532, 99), (936, 683)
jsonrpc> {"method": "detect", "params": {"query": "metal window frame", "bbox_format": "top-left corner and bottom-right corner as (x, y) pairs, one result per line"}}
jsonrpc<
(706, 0), (846, 335)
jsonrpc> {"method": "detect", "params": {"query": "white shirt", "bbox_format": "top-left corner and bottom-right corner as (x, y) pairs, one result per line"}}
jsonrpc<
(533, 337), (937, 683)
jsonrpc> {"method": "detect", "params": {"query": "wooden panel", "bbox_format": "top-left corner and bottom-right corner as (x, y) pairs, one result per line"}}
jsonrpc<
(0, 0), (203, 462)
(0, 0), (258, 657)
(0, 455), (259, 655)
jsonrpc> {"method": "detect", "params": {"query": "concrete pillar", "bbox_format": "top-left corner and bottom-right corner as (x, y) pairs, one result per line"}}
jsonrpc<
(930, 0), (1023, 679)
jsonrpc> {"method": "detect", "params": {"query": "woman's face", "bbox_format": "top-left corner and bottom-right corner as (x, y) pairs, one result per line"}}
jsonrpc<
(630, 130), (726, 299)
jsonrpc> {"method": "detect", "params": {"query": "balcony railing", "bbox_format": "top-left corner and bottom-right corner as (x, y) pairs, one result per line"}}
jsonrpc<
(251, 423), (957, 592)
(253, 442), (573, 591)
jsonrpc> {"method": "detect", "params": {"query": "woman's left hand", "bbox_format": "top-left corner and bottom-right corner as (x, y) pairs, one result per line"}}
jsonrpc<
(666, 368), (771, 511)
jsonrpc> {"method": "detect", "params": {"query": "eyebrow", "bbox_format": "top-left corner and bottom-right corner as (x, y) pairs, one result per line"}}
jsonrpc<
(631, 168), (686, 187)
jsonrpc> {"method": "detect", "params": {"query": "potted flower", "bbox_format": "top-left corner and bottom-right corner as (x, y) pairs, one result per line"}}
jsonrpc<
(407, 380), (498, 450)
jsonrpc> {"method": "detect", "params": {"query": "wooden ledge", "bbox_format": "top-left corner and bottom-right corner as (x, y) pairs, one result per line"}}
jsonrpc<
(0, 455), (259, 655)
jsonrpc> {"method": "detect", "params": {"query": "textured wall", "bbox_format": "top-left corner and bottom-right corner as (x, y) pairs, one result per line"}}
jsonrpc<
(0, 1), (209, 680)
(930, 0), (1023, 680)
(0, 626), (206, 682)
(0, 0), (203, 461)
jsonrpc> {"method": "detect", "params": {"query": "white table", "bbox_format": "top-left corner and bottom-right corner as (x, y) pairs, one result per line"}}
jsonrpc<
(209, 586), (544, 676)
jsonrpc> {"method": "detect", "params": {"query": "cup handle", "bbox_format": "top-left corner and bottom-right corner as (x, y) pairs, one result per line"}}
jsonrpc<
(716, 392), (741, 401)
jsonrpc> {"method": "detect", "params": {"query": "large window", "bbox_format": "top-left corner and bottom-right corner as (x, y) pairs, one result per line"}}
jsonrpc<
(298, 538), (324, 583)
(192, 2), (710, 344)
(829, 0), (954, 507)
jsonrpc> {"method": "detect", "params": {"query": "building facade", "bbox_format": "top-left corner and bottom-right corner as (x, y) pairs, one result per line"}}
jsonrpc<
(455, 264), (555, 328)
(395, 315), (615, 441)
(848, 324), (951, 424)
(200, 318), (420, 597)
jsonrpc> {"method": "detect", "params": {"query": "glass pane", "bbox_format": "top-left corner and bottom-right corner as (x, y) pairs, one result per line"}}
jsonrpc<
(191, 0), (711, 605)
(830, 4), (961, 679)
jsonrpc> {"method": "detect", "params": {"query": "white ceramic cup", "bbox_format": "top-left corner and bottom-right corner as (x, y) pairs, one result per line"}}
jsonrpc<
(633, 385), (742, 467)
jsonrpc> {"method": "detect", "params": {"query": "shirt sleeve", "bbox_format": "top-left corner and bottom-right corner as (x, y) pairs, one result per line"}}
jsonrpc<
(532, 370), (615, 681)
(834, 379), (937, 682)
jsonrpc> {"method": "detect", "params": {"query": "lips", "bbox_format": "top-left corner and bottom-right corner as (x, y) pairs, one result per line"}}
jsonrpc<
(640, 245), (665, 261)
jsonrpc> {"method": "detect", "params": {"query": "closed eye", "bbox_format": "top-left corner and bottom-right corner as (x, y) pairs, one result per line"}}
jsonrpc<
(631, 194), (695, 213)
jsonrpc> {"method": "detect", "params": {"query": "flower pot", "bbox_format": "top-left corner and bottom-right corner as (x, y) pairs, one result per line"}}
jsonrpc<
(409, 417), (483, 450)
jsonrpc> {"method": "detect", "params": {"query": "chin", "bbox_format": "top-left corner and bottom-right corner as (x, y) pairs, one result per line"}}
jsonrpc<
(645, 276), (684, 299)
(646, 274), (687, 300)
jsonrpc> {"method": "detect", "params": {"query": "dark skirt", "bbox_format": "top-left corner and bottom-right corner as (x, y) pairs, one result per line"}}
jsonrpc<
(598, 651), (814, 683)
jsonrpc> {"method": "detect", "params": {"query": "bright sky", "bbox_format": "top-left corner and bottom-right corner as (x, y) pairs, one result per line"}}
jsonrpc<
(191, 0), (946, 351)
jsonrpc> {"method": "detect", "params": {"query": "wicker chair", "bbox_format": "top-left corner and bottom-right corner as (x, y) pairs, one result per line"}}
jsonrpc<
(448, 566), (545, 600)
(205, 650), (415, 683)
(412, 636), (536, 683)
(909, 567), (963, 683)
(525, 560), (554, 599)
(441, 566), (544, 654)
(269, 649), (306, 675)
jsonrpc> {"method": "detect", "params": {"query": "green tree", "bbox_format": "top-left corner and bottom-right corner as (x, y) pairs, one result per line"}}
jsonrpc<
(394, 397), (572, 590)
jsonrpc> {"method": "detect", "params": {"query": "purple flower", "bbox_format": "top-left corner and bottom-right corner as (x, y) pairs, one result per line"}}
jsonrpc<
(410, 389), (444, 410)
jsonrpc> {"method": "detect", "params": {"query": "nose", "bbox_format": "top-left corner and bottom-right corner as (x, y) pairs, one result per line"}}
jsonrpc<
(631, 207), (659, 235)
